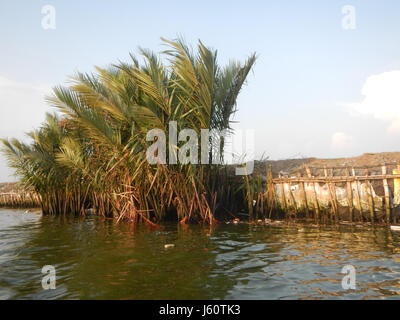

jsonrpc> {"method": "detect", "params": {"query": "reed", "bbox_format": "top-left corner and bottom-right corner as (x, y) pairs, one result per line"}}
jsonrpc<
(237, 165), (280, 221)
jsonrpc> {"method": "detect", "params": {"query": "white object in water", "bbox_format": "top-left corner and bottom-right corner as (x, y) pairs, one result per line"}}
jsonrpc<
(390, 226), (400, 232)
(164, 244), (175, 249)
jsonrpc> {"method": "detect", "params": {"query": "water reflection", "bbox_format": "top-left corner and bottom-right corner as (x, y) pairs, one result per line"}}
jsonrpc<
(0, 209), (399, 300)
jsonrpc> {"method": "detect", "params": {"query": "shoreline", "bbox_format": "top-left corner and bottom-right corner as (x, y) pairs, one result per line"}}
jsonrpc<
(2, 207), (399, 231)
(3, 151), (400, 224)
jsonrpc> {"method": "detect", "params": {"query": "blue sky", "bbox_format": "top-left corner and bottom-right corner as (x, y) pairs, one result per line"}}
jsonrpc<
(1, 0), (400, 181)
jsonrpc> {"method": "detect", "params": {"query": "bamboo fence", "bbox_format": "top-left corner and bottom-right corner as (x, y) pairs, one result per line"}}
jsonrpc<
(268, 162), (400, 224)
(0, 191), (41, 208)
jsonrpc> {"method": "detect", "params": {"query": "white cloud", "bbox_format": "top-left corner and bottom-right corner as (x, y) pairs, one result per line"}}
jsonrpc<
(331, 132), (354, 149)
(342, 70), (400, 135)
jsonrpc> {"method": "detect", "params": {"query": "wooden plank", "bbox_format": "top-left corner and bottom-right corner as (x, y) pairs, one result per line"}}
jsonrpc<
(304, 162), (398, 171)
(382, 165), (392, 224)
(394, 162), (400, 224)
(278, 173), (288, 213)
(365, 169), (375, 224)
(330, 168), (339, 222)
(306, 166), (320, 220)
(324, 166), (335, 222)
(287, 177), (297, 218)
(345, 168), (354, 222)
(352, 168), (363, 221)
(297, 170), (309, 218)
(272, 174), (400, 183)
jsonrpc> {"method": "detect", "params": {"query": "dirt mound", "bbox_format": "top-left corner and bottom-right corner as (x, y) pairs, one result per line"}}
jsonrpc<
(255, 152), (400, 177)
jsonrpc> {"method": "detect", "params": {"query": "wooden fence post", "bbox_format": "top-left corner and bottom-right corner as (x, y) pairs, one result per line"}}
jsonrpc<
(298, 170), (309, 218)
(345, 168), (354, 222)
(365, 169), (375, 224)
(306, 166), (319, 220)
(382, 165), (392, 224)
(352, 168), (363, 221)
(287, 177), (297, 218)
(324, 166), (335, 222)
(278, 173), (288, 213)
(330, 168), (339, 222)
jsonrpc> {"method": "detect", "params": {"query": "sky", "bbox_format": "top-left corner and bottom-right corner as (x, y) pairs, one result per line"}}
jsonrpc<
(0, 0), (400, 181)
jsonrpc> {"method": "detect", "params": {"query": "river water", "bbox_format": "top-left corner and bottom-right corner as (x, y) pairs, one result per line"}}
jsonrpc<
(0, 209), (400, 300)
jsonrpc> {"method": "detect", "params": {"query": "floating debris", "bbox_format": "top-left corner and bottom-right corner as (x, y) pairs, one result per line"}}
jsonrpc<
(164, 244), (175, 249)
(390, 226), (400, 232)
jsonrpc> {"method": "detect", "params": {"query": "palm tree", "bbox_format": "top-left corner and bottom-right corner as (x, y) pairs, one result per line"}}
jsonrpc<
(1, 38), (256, 224)
(1, 113), (90, 214)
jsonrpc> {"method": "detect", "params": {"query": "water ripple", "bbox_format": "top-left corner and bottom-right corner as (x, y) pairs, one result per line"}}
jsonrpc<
(1, 209), (400, 299)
